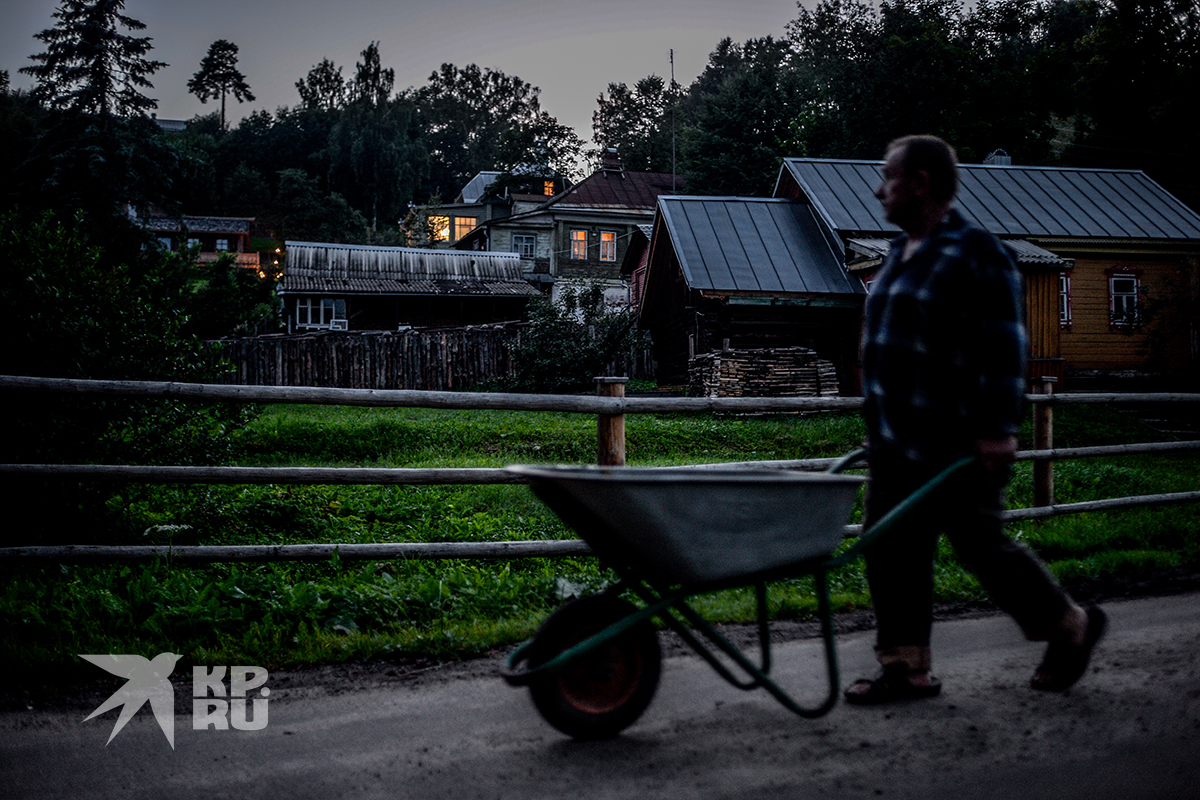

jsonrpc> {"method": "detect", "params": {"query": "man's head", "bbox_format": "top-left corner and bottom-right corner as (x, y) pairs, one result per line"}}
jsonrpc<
(875, 135), (958, 234)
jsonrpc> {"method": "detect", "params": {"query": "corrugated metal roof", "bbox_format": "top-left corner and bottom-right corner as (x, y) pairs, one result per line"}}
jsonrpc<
(780, 159), (1200, 241)
(657, 197), (864, 296)
(280, 242), (537, 297)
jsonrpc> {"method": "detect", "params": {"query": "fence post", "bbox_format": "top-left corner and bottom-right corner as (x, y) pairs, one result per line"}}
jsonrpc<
(595, 377), (628, 466)
(1033, 376), (1056, 507)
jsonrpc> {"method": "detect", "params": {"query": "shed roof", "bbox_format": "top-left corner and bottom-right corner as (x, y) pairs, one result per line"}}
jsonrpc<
(280, 242), (538, 298)
(656, 197), (864, 296)
(778, 159), (1200, 241)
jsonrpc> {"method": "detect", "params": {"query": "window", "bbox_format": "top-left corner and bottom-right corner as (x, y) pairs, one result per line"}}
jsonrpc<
(543, 180), (555, 196)
(570, 229), (588, 260)
(600, 231), (617, 262)
(1109, 271), (1141, 327)
(452, 216), (477, 240)
(296, 298), (347, 329)
(156, 237), (173, 250)
(1059, 273), (1072, 328)
(215, 238), (229, 251)
(186, 238), (200, 249)
(512, 234), (536, 258)
(429, 216), (450, 242)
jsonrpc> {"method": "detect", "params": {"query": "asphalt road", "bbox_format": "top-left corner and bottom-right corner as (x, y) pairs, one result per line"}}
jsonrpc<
(2, 592), (1197, 800)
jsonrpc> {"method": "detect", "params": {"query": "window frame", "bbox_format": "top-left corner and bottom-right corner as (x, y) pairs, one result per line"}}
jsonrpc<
(599, 230), (617, 262)
(512, 233), (536, 259)
(215, 238), (229, 251)
(1059, 272), (1072, 329)
(452, 216), (477, 241)
(1107, 268), (1142, 328)
(570, 229), (588, 260)
(296, 297), (348, 330)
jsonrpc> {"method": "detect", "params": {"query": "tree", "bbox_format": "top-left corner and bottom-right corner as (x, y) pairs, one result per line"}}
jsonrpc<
(348, 41), (394, 107)
(296, 57), (347, 112)
(681, 37), (803, 195)
(415, 63), (554, 198)
(187, 39), (254, 130)
(591, 75), (682, 173)
(20, 0), (166, 119)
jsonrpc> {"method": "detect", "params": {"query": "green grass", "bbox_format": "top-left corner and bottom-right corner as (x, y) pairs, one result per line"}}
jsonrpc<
(2, 402), (1197, 690)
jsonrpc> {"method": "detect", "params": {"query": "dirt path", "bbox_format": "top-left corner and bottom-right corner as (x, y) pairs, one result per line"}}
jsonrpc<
(2, 592), (1197, 799)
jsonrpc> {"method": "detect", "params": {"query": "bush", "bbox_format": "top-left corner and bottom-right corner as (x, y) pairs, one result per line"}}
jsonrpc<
(509, 282), (646, 393)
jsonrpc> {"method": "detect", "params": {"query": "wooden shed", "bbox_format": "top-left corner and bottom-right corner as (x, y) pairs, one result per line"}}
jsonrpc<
(638, 197), (866, 390)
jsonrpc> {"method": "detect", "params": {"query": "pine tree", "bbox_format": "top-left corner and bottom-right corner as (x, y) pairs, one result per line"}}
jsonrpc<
(19, 0), (166, 119)
(188, 39), (255, 130)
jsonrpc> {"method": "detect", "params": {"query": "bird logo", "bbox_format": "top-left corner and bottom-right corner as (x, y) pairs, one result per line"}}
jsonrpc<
(80, 652), (182, 749)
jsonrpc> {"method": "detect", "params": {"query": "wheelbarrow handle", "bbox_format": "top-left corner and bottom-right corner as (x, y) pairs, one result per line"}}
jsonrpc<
(824, 455), (976, 569)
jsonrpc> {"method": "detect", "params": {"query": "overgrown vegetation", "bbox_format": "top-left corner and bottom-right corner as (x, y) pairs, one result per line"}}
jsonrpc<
(2, 403), (1196, 693)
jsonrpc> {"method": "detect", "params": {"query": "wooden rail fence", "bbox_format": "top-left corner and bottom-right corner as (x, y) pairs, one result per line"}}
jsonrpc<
(1, 375), (1198, 563)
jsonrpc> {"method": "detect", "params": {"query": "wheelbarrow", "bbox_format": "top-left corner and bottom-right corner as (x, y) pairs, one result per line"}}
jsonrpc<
(500, 450), (972, 739)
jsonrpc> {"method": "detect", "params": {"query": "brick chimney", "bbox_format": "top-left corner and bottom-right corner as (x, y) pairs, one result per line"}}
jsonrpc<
(601, 147), (625, 177)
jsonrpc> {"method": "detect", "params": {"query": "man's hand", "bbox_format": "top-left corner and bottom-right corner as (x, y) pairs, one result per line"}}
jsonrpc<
(976, 436), (1018, 474)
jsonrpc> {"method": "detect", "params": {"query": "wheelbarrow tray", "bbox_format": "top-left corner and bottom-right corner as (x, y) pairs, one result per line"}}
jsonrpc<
(506, 465), (865, 585)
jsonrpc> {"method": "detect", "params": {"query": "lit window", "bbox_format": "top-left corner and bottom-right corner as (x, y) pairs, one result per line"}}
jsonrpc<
(513, 234), (536, 258)
(543, 180), (555, 196)
(186, 238), (200, 249)
(216, 238), (229, 251)
(1109, 272), (1140, 327)
(600, 231), (617, 262)
(429, 216), (450, 242)
(1059, 273), (1072, 328)
(452, 217), (477, 240)
(570, 230), (588, 260)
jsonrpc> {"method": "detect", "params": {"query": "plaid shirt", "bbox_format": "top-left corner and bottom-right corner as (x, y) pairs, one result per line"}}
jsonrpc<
(862, 209), (1027, 465)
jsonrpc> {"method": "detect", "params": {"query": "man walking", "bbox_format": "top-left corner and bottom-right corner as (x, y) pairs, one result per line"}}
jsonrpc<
(845, 135), (1106, 704)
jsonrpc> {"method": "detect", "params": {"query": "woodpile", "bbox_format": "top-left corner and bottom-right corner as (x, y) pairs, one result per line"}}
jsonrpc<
(688, 346), (840, 398)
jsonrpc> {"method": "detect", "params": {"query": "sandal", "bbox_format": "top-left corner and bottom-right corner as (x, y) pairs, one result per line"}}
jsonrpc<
(1031, 604), (1107, 692)
(844, 664), (942, 705)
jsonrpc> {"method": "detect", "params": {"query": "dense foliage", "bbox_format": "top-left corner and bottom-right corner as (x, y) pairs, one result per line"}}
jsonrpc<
(508, 283), (646, 394)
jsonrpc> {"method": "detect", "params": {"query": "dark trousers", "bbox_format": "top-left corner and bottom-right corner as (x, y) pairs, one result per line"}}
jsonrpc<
(863, 453), (1071, 670)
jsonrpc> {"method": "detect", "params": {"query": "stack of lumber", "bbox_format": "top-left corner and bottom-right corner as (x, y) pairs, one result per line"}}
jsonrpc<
(688, 346), (839, 398)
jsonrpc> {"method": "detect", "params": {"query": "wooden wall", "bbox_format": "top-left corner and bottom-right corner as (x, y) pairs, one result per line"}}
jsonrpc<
(210, 324), (655, 391)
(1059, 255), (1194, 373)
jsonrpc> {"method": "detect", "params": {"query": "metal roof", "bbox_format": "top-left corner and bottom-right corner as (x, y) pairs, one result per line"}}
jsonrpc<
(280, 241), (537, 297)
(848, 237), (1069, 268)
(457, 171), (503, 204)
(779, 159), (1200, 241)
(657, 197), (864, 296)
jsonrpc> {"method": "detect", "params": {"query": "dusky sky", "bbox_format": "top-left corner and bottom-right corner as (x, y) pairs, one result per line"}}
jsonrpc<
(3, 0), (808, 147)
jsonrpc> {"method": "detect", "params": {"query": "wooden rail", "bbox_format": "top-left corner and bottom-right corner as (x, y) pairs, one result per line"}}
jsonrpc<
(2, 374), (1198, 563)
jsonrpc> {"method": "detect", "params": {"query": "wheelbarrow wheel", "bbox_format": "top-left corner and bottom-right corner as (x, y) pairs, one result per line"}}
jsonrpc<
(526, 594), (661, 740)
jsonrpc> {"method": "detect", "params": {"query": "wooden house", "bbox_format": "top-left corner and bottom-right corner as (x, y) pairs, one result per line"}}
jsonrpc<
(278, 242), (539, 333)
(457, 149), (681, 294)
(139, 214), (261, 270)
(638, 197), (866, 390)
(775, 159), (1200, 384)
